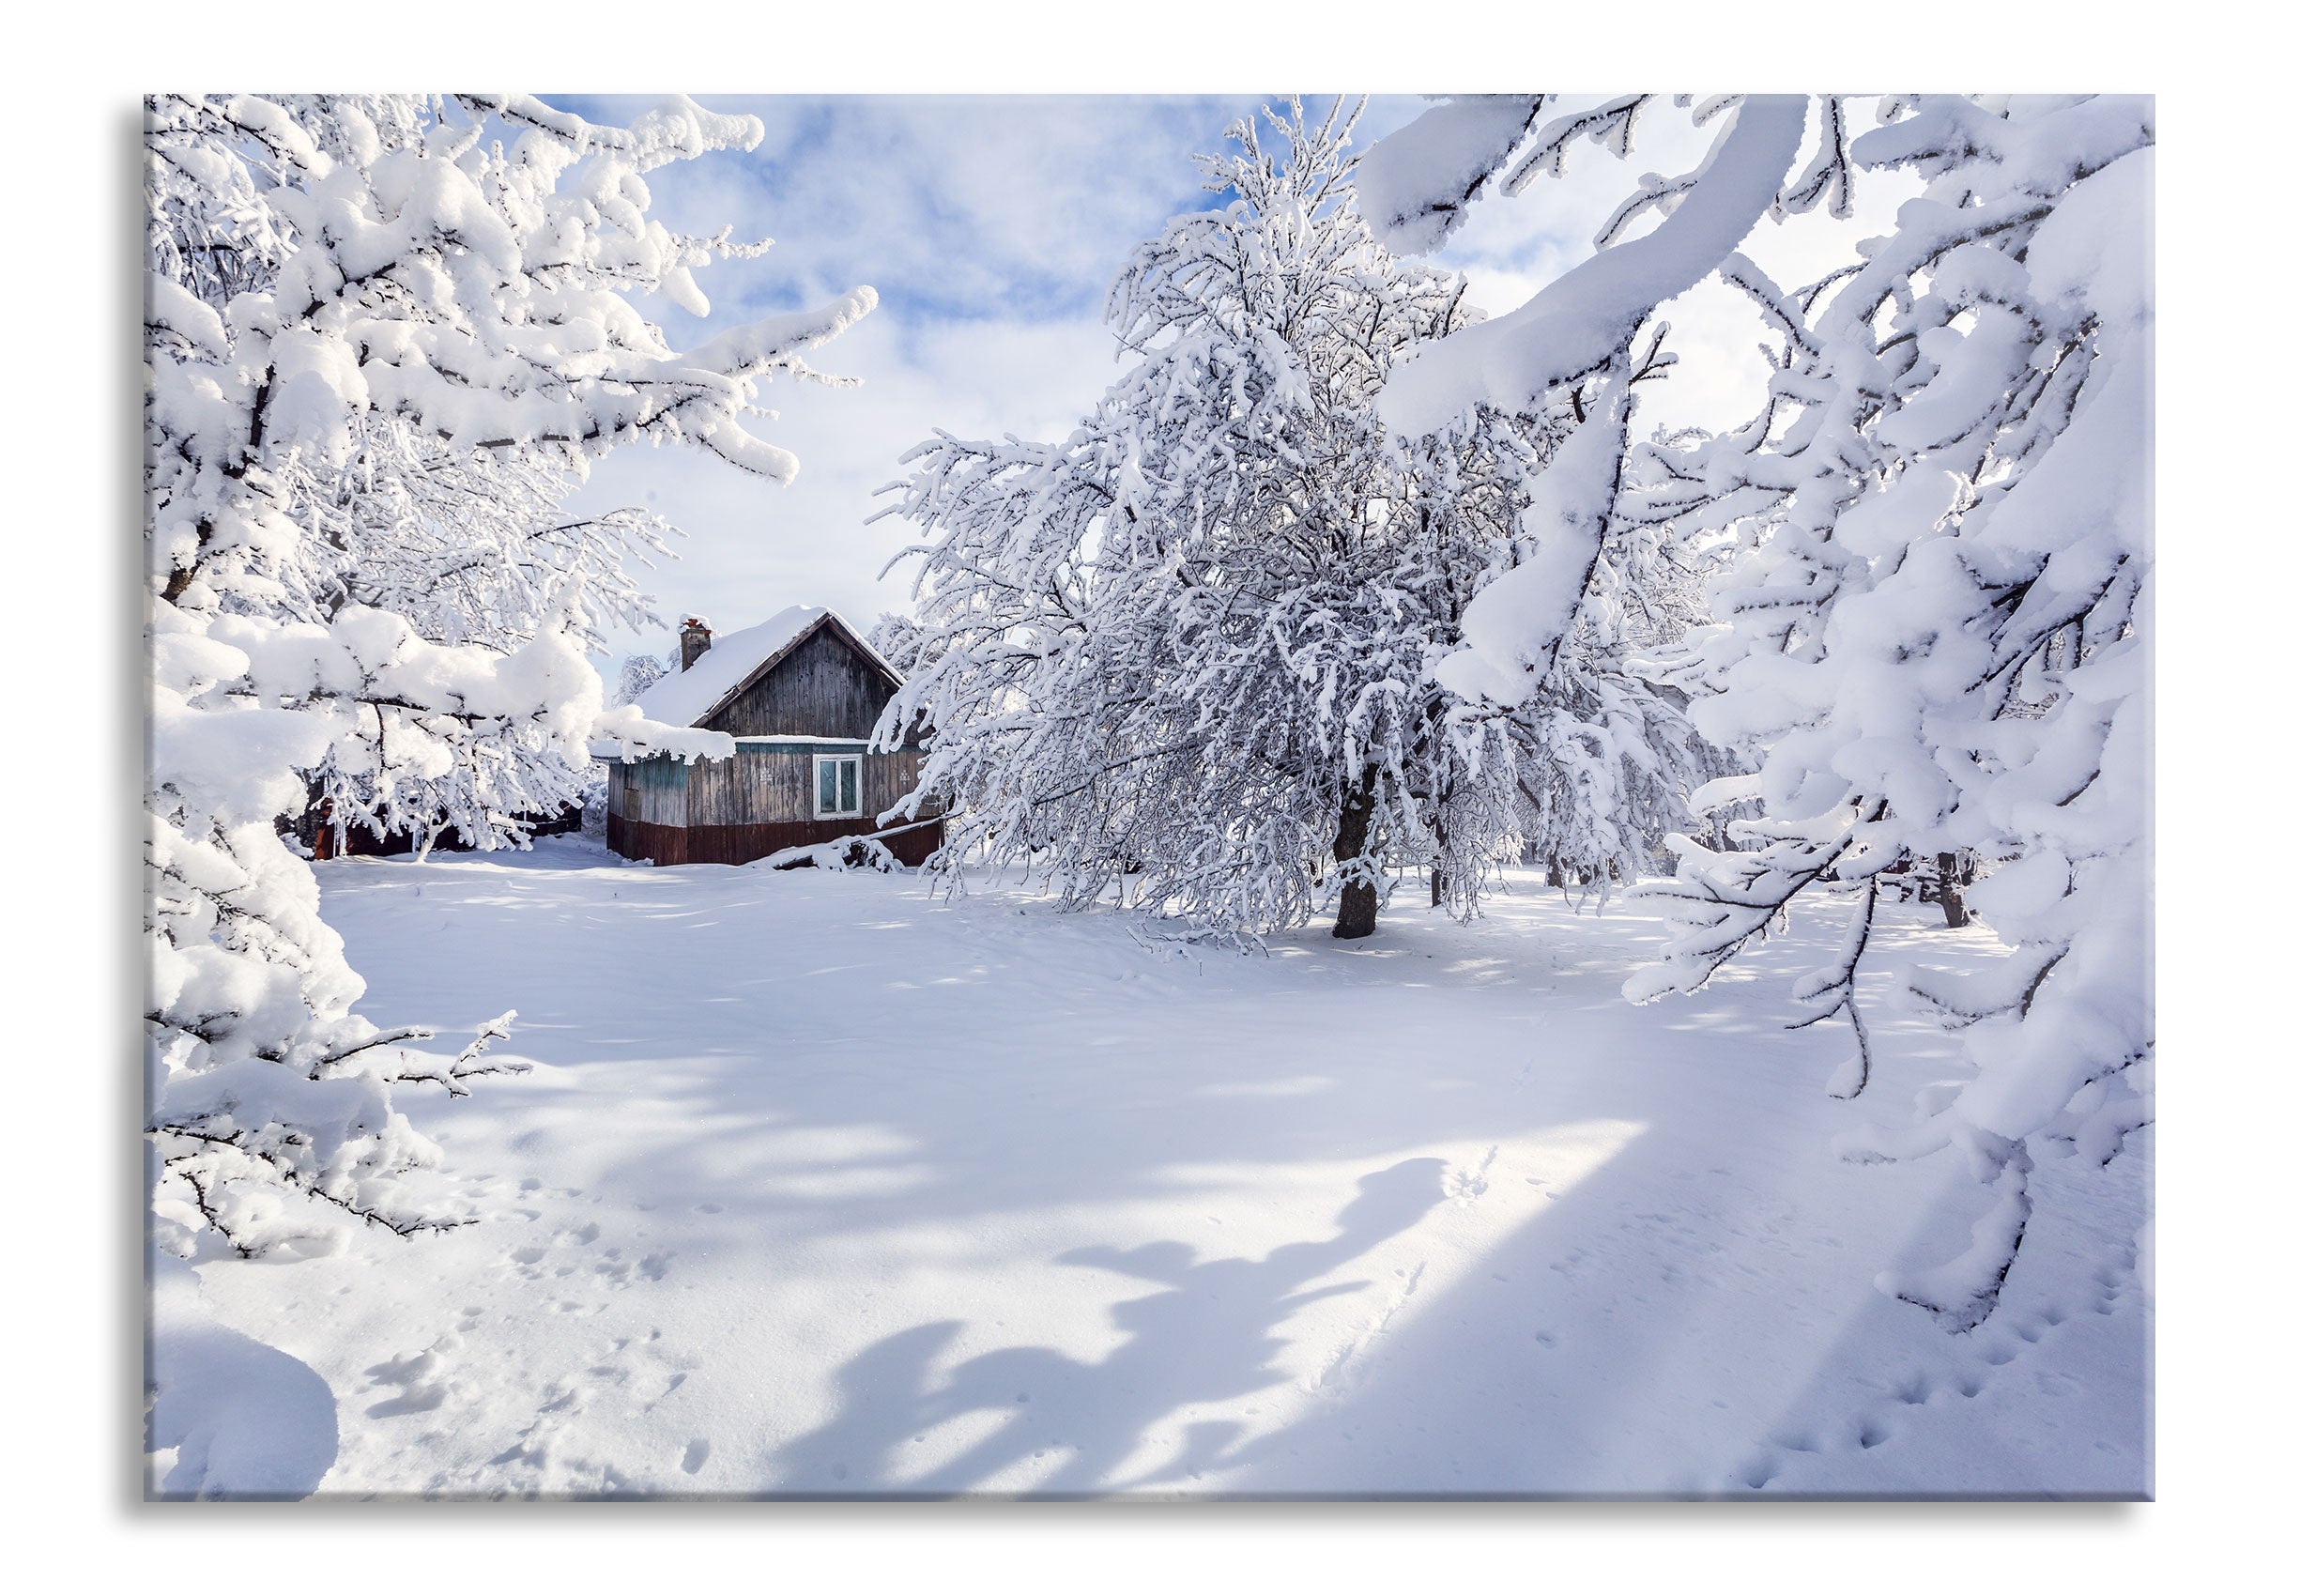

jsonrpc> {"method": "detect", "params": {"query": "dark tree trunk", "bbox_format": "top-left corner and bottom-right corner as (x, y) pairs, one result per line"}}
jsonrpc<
(1430, 868), (1445, 908)
(308, 795), (340, 862)
(1331, 781), (1377, 940)
(1937, 851), (1970, 929)
(1545, 855), (1565, 888)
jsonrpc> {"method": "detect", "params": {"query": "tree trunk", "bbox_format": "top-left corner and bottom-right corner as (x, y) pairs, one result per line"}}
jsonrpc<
(1937, 851), (1970, 928)
(1430, 868), (1445, 909)
(310, 797), (339, 862)
(1331, 781), (1377, 940)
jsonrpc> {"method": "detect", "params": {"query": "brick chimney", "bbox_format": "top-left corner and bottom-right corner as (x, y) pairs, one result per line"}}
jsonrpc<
(679, 616), (713, 672)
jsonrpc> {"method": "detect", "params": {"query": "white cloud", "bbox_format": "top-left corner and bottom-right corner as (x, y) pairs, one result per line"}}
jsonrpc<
(564, 94), (1925, 663)
(560, 93), (1285, 658)
(569, 303), (1125, 654)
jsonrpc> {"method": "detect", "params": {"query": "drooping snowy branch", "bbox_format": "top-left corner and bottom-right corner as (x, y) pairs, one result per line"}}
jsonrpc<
(1377, 96), (1808, 437)
(146, 92), (867, 1255)
(1363, 92), (2154, 1327)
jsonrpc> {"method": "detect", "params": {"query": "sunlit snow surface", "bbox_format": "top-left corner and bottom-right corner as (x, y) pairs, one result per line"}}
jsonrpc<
(172, 839), (2148, 1498)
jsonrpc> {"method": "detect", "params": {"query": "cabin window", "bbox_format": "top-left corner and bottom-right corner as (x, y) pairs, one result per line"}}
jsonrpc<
(814, 754), (862, 818)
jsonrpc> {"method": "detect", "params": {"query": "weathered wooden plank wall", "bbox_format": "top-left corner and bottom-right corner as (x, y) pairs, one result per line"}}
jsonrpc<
(608, 756), (690, 829)
(866, 748), (931, 823)
(605, 746), (942, 867)
(682, 747), (935, 828)
(710, 627), (892, 739)
(687, 747), (820, 827)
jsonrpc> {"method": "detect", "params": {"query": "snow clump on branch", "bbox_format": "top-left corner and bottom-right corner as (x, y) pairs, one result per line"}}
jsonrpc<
(1362, 92), (2153, 1328)
(145, 92), (872, 1255)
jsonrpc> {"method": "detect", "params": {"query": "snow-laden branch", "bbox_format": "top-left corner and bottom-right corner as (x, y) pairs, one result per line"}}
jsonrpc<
(1360, 91), (2154, 1328)
(1378, 96), (1808, 437)
(146, 92), (869, 1258)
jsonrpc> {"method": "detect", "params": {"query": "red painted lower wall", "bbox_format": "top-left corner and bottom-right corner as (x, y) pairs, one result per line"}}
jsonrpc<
(606, 813), (943, 868)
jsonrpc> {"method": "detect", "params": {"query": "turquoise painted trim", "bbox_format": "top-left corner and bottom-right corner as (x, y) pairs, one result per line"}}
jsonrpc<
(606, 740), (925, 761)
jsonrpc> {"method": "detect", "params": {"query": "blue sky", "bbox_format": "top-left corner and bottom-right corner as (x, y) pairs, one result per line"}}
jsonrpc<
(554, 94), (1902, 668)
(556, 95), (1436, 664)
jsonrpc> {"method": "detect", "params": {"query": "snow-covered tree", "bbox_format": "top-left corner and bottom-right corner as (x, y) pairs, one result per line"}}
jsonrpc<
(1444, 336), (1745, 898)
(876, 100), (1546, 939)
(865, 610), (932, 677)
(1363, 94), (2154, 1327)
(151, 98), (715, 859)
(611, 649), (671, 709)
(290, 458), (683, 855)
(146, 93), (874, 1254)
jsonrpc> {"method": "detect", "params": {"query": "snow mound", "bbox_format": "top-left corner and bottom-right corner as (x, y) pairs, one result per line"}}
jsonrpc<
(147, 1256), (339, 1499)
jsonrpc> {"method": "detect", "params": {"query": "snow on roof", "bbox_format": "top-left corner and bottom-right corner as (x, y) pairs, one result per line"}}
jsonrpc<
(630, 605), (896, 729)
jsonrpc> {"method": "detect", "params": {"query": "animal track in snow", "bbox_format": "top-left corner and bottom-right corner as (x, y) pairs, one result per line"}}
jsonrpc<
(1448, 1146), (1498, 1205)
(464, 1327), (696, 1496)
(1547, 1247), (1592, 1280)
(1722, 1257), (2140, 1494)
(1305, 1262), (1425, 1395)
(363, 1333), (465, 1419)
(501, 1218), (616, 1284)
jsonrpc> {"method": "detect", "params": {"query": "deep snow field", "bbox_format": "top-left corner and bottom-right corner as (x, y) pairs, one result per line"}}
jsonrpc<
(160, 837), (2148, 1498)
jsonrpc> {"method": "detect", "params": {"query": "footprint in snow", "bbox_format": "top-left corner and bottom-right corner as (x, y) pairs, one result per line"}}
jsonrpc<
(363, 1334), (463, 1419)
(1448, 1146), (1498, 1204)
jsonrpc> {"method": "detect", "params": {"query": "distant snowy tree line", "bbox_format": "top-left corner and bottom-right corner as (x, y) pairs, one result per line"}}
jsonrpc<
(145, 92), (872, 1254)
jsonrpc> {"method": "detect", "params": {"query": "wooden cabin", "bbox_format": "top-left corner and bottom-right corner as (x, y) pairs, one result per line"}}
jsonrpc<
(599, 606), (944, 868)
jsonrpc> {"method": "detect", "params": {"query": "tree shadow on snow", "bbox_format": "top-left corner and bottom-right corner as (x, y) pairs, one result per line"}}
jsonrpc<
(769, 1158), (1448, 1496)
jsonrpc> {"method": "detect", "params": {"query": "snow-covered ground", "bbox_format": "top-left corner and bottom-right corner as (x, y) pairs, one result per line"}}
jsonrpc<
(167, 838), (2148, 1498)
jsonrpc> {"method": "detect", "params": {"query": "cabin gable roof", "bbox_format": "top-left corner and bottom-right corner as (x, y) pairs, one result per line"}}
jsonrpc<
(632, 606), (900, 731)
